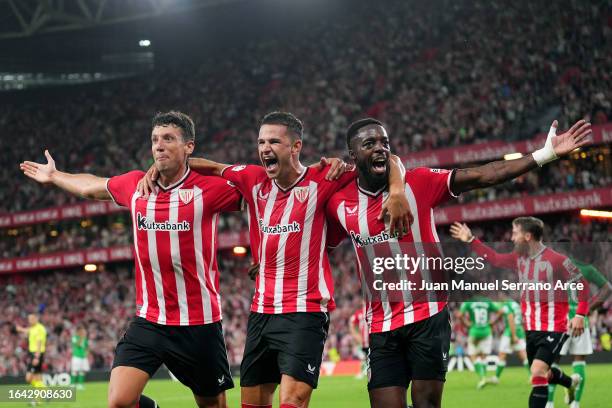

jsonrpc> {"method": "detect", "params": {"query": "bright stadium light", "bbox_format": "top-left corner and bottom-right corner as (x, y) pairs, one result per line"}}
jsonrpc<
(233, 246), (247, 255)
(84, 264), (98, 272)
(580, 209), (612, 219)
(139, 39), (151, 47)
(504, 152), (523, 160)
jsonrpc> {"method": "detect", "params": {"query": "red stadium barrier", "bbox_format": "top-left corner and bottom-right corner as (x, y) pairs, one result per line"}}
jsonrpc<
(403, 122), (612, 168)
(0, 201), (124, 228)
(0, 229), (251, 274)
(434, 187), (612, 225)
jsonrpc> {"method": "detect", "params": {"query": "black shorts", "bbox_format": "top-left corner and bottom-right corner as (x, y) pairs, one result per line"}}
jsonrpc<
(240, 312), (330, 389)
(367, 308), (451, 390)
(27, 352), (44, 374)
(526, 331), (568, 367)
(113, 317), (233, 397)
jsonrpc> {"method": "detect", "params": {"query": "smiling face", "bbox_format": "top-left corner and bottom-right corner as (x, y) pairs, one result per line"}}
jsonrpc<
(349, 124), (390, 185)
(151, 125), (194, 175)
(258, 124), (302, 180)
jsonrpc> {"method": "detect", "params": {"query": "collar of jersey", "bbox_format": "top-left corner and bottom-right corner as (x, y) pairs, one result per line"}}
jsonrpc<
(357, 179), (387, 197)
(273, 166), (308, 193)
(155, 166), (191, 191)
(529, 244), (546, 260)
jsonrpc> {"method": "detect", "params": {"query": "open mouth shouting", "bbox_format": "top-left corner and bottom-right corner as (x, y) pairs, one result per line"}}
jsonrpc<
(370, 155), (388, 175)
(262, 156), (279, 173)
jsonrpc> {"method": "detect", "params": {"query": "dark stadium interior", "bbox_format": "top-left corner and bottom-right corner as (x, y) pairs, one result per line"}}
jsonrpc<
(0, 0), (610, 395)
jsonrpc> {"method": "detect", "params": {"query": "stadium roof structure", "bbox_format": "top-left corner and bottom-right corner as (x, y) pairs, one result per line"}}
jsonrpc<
(0, 0), (241, 40)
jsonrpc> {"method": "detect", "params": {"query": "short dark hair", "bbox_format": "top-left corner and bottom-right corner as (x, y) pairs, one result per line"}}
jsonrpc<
(152, 111), (195, 142)
(260, 111), (303, 139)
(346, 118), (384, 149)
(512, 216), (544, 240)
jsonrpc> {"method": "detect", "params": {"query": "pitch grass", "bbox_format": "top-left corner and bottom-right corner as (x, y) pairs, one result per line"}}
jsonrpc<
(3, 365), (612, 407)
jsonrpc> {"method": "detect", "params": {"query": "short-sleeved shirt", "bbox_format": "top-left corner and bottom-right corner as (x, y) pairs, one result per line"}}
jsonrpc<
(460, 300), (499, 339)
(501, 300), (525, 338)
(71, 335), (88, 358)
(28, 323), (47, 353)
(326, 167), (457, 333)
(107, 167), (241, 326)
(221, 164), (356, 314)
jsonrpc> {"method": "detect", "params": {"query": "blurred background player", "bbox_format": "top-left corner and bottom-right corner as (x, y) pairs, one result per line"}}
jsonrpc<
(546, 239), (612, 408)
(349, 304), (369, 379)
(458, 297), (500, 389)
(16, 313), (47, 403)
(490, 297), (529, 384)
(450, 217), (587, 408)
(71, 325), (90, 390)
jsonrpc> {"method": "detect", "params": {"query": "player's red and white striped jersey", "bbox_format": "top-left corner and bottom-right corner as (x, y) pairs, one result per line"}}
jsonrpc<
(326, 167), (456, 333)
(221, 164), (355, 314)
(470, 240), (589, 332)
(107, 168), (241, 326)
(351, 306), (369, 348)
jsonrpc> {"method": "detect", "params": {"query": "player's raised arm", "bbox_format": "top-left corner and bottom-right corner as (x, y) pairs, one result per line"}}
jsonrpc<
(20, 150), (110, 200)
(450, 222), (517, 269)
(450, 119), (591, 194)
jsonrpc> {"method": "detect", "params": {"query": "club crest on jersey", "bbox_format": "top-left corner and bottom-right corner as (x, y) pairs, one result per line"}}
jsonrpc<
(178, 189), (194, 204)
(346, 206), (358, 215)
(293, 186), (309, 203)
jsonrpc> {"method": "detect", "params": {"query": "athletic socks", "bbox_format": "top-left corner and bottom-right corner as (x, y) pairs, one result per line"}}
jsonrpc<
(530, 376), (549, 408)
(242, 405), (272, 408)
(137, 394), (159, 408)
(549, 366), (572, 388)
(495, 361), (506, 378)
(572, 361), (585, 402)
(474, 359), (486, 379)
(547, 364), (559, 403)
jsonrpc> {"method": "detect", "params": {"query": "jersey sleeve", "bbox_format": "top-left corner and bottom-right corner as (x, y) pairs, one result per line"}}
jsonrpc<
(106, 170), (145, 208)
(459, 302), (468, 313)
(203, 176), (243, 213)
(220, 164), (266, 197)
(408, 167), (458, 208)
(582, 264), (609, 288)
(325, 193), (348, 249)
(561, 257), (590, 315)
(470, 238), (518, 270)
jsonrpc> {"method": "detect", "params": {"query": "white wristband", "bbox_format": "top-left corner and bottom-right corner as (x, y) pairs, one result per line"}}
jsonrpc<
(532, 147), (557, 167)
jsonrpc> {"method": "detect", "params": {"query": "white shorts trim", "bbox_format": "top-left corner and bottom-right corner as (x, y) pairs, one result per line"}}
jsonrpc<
(499, 335), (526, 354)
(468, 335), (493, 356)
(560, 330), (593, 356)
(71, 356), (90, 373)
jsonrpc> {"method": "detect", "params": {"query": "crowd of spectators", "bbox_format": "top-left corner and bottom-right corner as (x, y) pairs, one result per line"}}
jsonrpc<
(1, 0), (610, 214)
(2, 145), (609, 259)
(1, 217), (609, 376)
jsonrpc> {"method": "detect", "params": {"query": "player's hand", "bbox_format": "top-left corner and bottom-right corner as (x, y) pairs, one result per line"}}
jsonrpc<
(450, 222), (474, 242)
(313, 157), (349, 180)
(379, 191), (412, 238)
(569, 315), (585, 337)
(247, 262), (259, 281)
(551, 119), (592, 157)
(137, 164), (159, 199)
(20, 150), (57, 184)
(512, 334), (519, 344)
